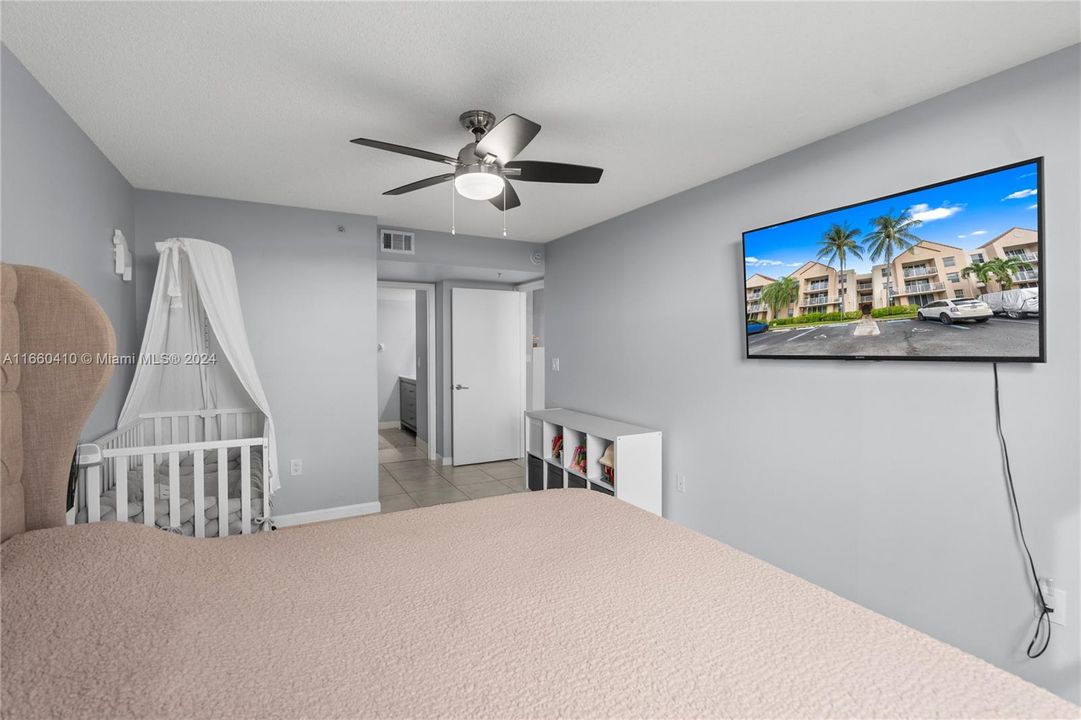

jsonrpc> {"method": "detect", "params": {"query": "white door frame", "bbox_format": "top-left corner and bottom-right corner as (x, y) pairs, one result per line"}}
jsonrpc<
(519, 291), (527, 457)
(514, 279), (544, 292)
(516, 279), (544, 415)
(377, 281), (437, 462)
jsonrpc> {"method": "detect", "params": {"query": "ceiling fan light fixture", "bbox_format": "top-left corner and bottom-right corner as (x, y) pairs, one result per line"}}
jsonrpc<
(454, 165), (504, 200)
(352, 110), (604, 212)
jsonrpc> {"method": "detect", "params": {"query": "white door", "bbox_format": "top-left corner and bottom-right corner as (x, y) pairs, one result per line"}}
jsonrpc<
(451, 288), (524, 466)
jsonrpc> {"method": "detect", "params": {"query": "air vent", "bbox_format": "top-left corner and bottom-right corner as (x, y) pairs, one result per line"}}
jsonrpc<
(380, 229), (415, 255)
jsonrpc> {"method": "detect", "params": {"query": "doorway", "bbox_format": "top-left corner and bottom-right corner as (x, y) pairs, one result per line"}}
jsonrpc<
(377, 282), (436, 462)
(378, 284), (527, 512)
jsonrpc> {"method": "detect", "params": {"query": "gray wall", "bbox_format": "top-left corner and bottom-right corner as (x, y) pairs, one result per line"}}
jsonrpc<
(376, 287), (416, 424)
(545, 46), (1081, 701)
(414, 289), (428, 443)
(0, 44), (137, 439)
(133, 190), (378, 516)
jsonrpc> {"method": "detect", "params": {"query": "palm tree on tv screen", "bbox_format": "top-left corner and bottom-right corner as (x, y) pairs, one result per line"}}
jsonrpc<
(762, 276), (799, 321)
(816, 223), (864, 314)
(983, 256), (1034, 291)
(961, 260), (995, 292)
(864, 210), (923, 307)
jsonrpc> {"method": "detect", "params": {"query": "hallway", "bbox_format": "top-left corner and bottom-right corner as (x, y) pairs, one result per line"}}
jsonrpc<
(378, 427), (526, 512)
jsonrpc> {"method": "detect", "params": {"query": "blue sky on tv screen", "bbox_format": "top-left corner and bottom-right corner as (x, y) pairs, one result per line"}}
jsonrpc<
(744, 162), (1039, 278)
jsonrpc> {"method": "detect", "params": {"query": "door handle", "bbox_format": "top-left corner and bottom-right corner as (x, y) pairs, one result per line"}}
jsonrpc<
(454, 384), (470, 390)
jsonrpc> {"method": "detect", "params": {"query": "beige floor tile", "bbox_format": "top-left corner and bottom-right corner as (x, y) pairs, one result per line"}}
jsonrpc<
(378, 428), (491, 512)
(388, 466), (445, 483)
(378, 446), (426, 463)
(500, 476), (529, 492)
(379, 493), (418, 513)
(382, 459), (434, 473)
(473, 460), (516, 470)
(480, 461), (525, 480)
(378, 448), (402, 463)
(411, 486), (470, 507)
(379, 477), (406, 497)
(378, 427), (417, 446)
(461, 481), (516, 500)
(398, 475), (454, 494)
(439, 466), (496, 485)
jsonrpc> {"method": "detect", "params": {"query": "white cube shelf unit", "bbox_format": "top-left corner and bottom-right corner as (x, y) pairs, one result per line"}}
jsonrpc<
(525, 408), (662, 516)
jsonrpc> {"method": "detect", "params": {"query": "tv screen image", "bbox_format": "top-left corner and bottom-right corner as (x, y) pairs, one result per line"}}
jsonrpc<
(743, 158), (1044, 362)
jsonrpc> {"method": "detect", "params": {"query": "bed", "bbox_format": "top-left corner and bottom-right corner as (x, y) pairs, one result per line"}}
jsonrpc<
(3, 490), (1078, 719)
(2, 263), (1077, 718)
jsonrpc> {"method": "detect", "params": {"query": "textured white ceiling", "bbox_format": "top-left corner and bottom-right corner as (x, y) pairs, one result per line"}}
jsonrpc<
(3, 2), (1078, 242)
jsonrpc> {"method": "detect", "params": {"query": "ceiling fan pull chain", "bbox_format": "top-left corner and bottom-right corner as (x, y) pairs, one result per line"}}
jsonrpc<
(502, 184), (507, 237)
(451, 175), (456, 235)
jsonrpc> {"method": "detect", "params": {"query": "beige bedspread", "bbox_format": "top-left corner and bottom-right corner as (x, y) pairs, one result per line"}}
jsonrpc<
(2, 490), (1077, 719)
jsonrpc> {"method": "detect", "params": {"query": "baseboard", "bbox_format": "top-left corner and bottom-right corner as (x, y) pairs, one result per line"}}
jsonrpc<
(440, 455), (453, 466)
(378, 421), (401, 430)
(416, 437), (428, 455)
(273, 502), (381, 528)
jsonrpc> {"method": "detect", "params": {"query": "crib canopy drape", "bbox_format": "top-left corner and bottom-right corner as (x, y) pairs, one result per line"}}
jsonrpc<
(118, 238), (279, 492)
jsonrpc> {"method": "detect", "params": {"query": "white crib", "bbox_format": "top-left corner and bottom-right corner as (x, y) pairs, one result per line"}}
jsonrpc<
(70, 408), (271, 537)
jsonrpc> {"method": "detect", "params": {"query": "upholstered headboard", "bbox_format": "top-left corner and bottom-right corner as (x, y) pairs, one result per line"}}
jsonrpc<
(1, 264), (115, 541)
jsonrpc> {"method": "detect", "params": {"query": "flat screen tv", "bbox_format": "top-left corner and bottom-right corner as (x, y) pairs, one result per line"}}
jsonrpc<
(743, 158), (1044, 362)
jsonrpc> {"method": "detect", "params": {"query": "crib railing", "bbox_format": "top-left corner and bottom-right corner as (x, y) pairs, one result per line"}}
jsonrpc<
(91, 437), (268, 537)
(89, 408), (264, 495)
(139, 408), (265, 448)
(72, 408), (270, 537)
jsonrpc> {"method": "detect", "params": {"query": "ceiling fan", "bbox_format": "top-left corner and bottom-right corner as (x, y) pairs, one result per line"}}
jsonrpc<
(350, 110), (603, 211)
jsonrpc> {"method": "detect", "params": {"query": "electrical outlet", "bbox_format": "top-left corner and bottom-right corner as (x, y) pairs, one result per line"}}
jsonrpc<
(676, 474), (687, 493)
(290, 459), (303, 476)
(1040, 579), (1067, 627)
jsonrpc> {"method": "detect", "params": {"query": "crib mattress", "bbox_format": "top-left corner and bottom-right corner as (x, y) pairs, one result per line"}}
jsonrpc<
(3, 490), (1078, 719)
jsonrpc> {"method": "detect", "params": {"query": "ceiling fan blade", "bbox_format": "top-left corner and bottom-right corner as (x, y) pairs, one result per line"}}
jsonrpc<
(351, 137), (457, 165)
(383, 174), (454, 195)
(489, 181), (521, 211)
(504, 161), (603, 184)
(475, 114), (541, 163)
